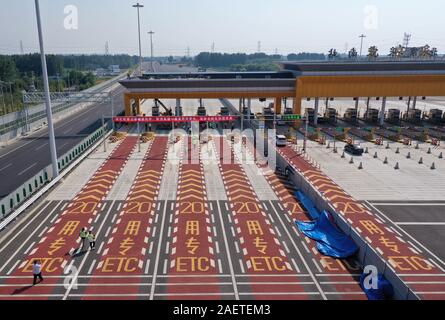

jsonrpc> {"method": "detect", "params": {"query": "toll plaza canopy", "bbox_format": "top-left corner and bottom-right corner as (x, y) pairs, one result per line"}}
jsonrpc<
(119, 61), (445, 116)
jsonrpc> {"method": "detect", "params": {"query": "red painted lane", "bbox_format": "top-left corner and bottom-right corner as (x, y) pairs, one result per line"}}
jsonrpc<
(213, 137), (310, 300)
(167, 137), (219, 300)
(277, 145), (445, 299)
(0, 136), (138, 299)
(83, 136), (168, 299)
(243, 140), (366, 299)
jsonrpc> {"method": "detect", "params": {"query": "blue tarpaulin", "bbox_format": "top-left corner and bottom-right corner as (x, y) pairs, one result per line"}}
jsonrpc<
(296, 211), (358, 258)
(295, 191), (320, 220)
(359, 272), (394, 300)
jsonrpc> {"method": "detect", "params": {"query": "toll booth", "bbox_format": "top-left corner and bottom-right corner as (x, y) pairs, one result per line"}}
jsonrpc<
(220, 106), (230, 116)
(364, 108), (379, 124)
(152, 105), (160, 117)
(197, 106), (207, 116)
(427, 109), (443, 124)
(386, 109), (401, 124)
(306, 108), (315, 123)
(344, 108), (358, 124)
(406, 109), (422, 124)
(324, 107), (337, 124)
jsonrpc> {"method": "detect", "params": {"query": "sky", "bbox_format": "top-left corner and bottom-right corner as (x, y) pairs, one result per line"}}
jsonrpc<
(0, 0), (444, 56)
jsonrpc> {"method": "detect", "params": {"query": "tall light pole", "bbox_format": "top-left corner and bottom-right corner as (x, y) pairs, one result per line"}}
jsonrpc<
(133, 3), (144, 76)
(359, 34), (366, 57)
(148, 31), (155, 72)
(34, 0), (59, 177)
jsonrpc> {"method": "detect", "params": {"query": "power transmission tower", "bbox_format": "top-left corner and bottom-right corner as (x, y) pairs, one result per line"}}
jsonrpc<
(105, 41), (109, 55)
(403, 33), (411, 49)
(275, 48), (278, 55)
(359, 34), (366, 57)
(257, 41), (262, 53)
(187, 46), (190, 58)
(211, 42), (215, 53)
(20, 40), (24, 55)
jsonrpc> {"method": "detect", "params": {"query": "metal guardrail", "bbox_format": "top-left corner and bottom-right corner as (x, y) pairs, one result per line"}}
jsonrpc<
(0, 124), (109, 221)
(274, 145), (419, 300)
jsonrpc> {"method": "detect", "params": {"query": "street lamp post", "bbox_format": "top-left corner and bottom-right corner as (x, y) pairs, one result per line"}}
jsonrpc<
(133, 3), (144, 77)
(34, 0), (59, 178)
(148, 31), (155, 72)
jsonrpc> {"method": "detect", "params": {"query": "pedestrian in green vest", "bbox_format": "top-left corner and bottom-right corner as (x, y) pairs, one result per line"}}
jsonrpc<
(79, 227), (88, 251)
(88, 231), (96, 251)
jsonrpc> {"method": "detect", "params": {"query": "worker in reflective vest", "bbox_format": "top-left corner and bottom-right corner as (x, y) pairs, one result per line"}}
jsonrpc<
(79, 227), (89, 252)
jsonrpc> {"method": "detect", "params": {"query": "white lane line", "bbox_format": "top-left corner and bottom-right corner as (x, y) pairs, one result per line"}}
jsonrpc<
(24, 241), (36, 255)
(62, 200), (116, 300)
(282, 241), (290, 254)
(370, 203), (445, 206)
(234, 242), (240, 254)
(145, 260), (150, 274)
(7, 260), (21, 275)
(291, 258), (300, 273)
(35, 143), (49, 151)
(150, 202), (168, 300)
(0, 163), (12, 172)
(218, 259), (223, 274)
(0, 201), (57, 273)
(269, 200), (327, 300)
(396, 222), (445, 226)
(163, 259), (168, 274)
(239, 259), (245, 274)
(18, 162), (37, 176)
(312, 258), (323, 273)
(366, 201), (445, 271)
(97, 242), (105, 254)
(165, 242), (170, 255)
(216, 201), (239, 299)
(38, 226), (48, 238)
(87, 260), (96, 274)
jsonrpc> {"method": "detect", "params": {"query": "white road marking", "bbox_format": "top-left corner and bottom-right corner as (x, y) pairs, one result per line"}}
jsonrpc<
(62, 200), (116, 300)
(396, 222), (445, 226)
(0, 163), (12, 172)
(0, 201), (58, 273)
(7, 260), (21, 275)
(269, 200), (327, 300)
(216, 201), (239, 299)
(144, 260), (150, 274)
(366, 201), (445, 271)
(87, 260), (96, 274)
(150, 202), (168, 300)
(18, 162), (37, 176)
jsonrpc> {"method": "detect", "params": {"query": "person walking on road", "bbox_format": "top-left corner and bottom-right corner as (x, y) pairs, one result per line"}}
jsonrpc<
(79, 227), (88, 252)
(32, 260), (43, 285)
(88, 231), (96, 251)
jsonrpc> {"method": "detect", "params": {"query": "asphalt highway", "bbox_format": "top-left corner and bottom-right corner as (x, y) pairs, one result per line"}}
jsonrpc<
(0, 85), (125, 199)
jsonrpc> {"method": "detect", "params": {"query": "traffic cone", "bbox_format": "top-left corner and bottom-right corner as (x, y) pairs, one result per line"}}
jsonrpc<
(431, 162), (436, 170)
(439, 152), (443, 159)
(406, 152), (411, 159)
(396, 147), (400, 154)
(365, 147), (369, 154)
(386, 142), (390, 149)
(419, 157), (423, 164)
(333, 147), (338, 154)
(358, 162), (363, 170)
(427, 148), (432, 154)
(327, 142), (331, 149)
(394, 162), (399, 170)
(341, 151), (345, 158)
(374, 152), (378, 159)
(383, 157), (388, 164)
(349, 157), (354, 164)
(415, 142), (420, 149)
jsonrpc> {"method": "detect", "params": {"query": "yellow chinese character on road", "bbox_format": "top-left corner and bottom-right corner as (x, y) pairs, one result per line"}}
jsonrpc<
(247, 221), (263, 236)
(124, 221), (141, 236)
(254, 237), (268, 254)
(379, 237), (400, 254)
(58, 221), (80, 236)
(360, 220), (384, 235)
(48, 238), (66, 256)
(119, 238), (135, 256)
(186, 237), (200, 255)
(186, 221), (200, 236)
